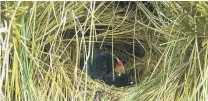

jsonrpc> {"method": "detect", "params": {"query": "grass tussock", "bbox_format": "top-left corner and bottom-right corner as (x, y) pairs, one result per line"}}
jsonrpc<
(0, 1), (208, 101)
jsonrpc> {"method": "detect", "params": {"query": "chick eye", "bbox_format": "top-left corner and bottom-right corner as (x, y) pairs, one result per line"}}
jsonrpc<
(114, 58), (117, 62)
(130, 81), (134, 85)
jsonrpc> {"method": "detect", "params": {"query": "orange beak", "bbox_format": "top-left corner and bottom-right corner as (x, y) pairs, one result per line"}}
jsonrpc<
(115, 58), (126, 74)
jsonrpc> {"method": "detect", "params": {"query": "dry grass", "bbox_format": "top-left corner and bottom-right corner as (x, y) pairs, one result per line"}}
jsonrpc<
(0, 1), (208, 101)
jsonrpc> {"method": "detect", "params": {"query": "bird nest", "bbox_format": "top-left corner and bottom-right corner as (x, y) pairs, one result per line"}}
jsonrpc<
(43, 26), (158, 101)
(40, 1), (163, 100)
(50, 41), (147, 101)
(3, 1), (205, 101)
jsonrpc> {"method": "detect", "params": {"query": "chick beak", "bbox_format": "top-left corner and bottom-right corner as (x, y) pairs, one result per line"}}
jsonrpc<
(115, 58), (126, 74)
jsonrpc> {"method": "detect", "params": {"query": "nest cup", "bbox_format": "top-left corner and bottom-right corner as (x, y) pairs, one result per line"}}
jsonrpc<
(42, 1), (159, 100)
(58, 26), (148, 101)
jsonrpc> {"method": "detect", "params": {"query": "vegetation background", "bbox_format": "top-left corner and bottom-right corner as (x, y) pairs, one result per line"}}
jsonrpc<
(0, 1), (208, 101)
